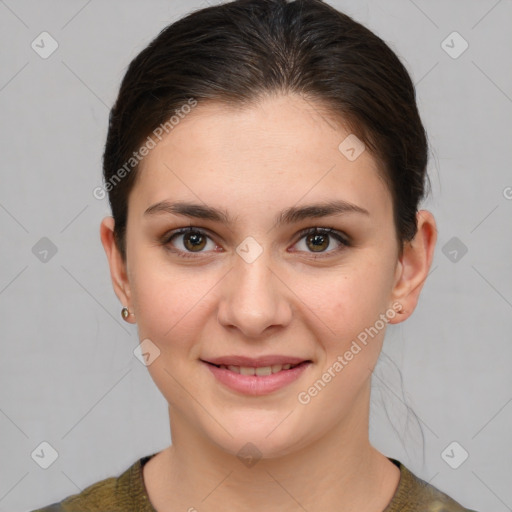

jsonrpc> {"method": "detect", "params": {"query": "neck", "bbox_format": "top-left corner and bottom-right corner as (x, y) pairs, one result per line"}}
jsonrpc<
(144, 383), (400, 512)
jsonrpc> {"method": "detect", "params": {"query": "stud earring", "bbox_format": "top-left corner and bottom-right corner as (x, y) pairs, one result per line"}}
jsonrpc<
(121, 307), (131, 320)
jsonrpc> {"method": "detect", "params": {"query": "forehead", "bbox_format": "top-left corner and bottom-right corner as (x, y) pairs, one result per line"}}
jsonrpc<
(132, 94), (392, 222)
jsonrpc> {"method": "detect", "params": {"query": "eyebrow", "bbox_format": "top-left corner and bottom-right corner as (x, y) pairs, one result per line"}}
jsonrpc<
(144, 199), (370, 228)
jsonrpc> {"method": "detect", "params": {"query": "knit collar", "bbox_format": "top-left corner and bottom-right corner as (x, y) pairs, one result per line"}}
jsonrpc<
(122, 453), (472, 512)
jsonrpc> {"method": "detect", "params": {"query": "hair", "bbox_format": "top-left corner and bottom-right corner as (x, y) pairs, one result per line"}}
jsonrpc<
(103, 0), (431, 261)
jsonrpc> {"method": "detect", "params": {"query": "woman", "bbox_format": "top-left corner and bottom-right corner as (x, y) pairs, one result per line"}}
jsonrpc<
(32, 0), (478, 510)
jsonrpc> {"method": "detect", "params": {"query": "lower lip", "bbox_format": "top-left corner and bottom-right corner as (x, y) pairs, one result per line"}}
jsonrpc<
(202, 361), (311, 396)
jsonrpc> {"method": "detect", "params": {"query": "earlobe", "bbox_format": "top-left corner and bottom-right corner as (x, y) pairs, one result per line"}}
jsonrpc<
(100, 217), (134, 321)
(387, 210), (437, 324)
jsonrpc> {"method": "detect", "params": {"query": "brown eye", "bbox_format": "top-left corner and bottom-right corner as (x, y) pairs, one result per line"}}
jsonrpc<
(163, 227), (217, 256)
(306, 233), (329, 252)
(183, 231), (207, 252)
(293, 227), (349, 256)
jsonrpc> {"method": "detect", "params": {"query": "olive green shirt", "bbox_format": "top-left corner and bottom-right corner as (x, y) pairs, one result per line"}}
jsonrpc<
(31, 454), (478, 511)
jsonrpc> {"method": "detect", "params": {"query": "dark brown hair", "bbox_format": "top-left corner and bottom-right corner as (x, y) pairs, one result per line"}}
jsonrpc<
(103, 0), (431, 260)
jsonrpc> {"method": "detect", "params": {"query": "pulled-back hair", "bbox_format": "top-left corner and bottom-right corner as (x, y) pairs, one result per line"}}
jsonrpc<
(103, 0), (430, 260)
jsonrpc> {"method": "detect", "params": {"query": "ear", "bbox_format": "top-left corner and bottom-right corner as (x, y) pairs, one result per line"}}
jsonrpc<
(387, 210), (437, 324)
(100, 217), (135, 323)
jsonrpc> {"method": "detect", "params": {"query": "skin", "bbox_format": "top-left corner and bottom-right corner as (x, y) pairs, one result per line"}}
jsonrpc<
(100, 93), (437, 512)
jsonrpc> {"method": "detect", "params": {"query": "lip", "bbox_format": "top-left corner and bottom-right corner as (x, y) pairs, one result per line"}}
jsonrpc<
(201, 360), (312, 396)
(201, 355), (310, 367)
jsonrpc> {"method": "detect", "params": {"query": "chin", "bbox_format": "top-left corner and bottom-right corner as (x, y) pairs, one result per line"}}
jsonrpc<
(204, 415), (311, 462)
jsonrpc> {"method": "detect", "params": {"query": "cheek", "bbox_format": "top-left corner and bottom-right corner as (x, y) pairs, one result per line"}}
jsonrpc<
(129, 266), (214, 403)
(129, 256), (219, 348)
(311, 258), (393, 357)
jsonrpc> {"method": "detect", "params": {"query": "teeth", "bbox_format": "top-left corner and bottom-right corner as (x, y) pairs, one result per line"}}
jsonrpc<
(256, 366), (272, 376)
(217, 363), (299, 375)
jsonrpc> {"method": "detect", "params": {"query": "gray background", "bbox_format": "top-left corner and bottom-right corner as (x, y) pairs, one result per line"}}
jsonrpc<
(1, 0), (511, 511)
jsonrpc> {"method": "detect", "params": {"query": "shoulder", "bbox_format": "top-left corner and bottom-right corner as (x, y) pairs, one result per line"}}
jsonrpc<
(29, 454), (157, 512)
(30, 473), (120, 512)
(387, 458), (479, 512)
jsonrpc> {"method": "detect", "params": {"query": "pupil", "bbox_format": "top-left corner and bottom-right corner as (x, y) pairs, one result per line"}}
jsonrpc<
(307, 233), (328, 252)
(185, 232), (206, 251)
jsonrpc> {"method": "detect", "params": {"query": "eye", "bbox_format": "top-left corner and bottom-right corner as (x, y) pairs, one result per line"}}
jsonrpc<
(162, 227), (218, 257)
(160, 226), (350, 259)
(292, 227), (350, 255)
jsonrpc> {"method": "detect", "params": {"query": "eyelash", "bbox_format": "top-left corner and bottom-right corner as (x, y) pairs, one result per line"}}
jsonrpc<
(160, 226), (351, 259)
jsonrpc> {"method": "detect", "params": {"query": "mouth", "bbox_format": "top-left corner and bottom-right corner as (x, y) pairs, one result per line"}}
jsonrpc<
(202, 360), (310, 376)
(200, 358), (313, 395)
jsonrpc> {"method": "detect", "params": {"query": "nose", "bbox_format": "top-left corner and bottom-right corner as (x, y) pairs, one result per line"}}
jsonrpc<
(217, 250), (293, 338)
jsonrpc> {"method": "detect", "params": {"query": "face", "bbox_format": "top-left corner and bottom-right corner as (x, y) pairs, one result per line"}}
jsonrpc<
(104, 93), (420, 459)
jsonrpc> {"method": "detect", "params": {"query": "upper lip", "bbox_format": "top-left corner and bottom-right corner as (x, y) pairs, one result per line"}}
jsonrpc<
(201, 355), (310, 367)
